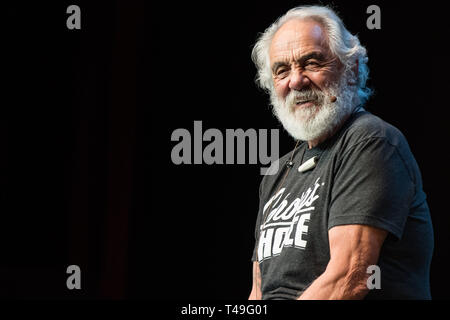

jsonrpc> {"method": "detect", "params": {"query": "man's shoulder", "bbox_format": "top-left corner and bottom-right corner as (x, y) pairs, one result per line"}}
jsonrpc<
(340, 110), (407, 148)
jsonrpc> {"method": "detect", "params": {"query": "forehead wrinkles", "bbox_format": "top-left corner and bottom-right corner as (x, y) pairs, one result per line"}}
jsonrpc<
(269, 20), (330, 61)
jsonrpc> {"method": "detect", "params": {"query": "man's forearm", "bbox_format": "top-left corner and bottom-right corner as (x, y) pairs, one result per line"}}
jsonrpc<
(249, 261), (262, 300)
(297, 269), (369, 300)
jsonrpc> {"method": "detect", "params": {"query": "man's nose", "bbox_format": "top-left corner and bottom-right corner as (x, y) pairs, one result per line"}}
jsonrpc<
(288, 69), (310, 91)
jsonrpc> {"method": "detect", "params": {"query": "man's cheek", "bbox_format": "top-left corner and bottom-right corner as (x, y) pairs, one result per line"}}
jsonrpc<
(274, 79), (289, 98)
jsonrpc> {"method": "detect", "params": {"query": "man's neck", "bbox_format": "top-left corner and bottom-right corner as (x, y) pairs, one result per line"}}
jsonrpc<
(308, 132), (334, 149)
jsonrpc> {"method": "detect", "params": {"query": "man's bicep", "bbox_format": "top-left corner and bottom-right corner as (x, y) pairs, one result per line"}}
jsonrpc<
(297, 224), (388, 300)
(327, 224), (387, 277)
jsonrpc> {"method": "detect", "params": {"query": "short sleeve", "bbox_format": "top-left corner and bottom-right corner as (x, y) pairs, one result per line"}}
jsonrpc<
(328, 137), (415, 240)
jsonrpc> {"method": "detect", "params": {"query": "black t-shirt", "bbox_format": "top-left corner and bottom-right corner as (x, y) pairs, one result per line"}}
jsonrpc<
(252, 110), (434, 300)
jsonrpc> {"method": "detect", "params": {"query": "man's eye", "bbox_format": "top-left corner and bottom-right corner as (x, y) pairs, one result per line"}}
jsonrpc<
(304, 61), (320, 69)
(276, 69), (288, 76)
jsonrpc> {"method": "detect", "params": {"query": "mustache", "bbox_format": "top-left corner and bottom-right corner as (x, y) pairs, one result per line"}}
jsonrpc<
(285, 88), (324, 105)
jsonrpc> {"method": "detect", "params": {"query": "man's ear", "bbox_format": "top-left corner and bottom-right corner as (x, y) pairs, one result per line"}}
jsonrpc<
(348, 59), (359, 86)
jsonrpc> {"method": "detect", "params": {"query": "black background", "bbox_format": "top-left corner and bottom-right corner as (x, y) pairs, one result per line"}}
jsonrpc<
(2, 0), (449, 300)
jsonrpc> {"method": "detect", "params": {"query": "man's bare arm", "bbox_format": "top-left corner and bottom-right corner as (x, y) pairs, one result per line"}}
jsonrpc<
(248, 261), (262, 300)
(298, 224), (387, 300)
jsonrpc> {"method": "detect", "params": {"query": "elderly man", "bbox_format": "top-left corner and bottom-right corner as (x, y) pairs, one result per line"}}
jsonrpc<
(249, 6), (433, 300)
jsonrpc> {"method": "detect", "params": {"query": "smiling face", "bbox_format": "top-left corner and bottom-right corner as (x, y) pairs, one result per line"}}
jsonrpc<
(268, 18), (357, 145)
(269, 18), (342, 109)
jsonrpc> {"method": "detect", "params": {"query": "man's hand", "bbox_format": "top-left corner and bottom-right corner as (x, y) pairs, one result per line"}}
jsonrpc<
(248, 261), (262, 300)
(298, 224), (387, 300)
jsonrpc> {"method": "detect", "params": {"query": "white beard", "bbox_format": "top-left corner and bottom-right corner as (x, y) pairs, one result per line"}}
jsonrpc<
(270, 73), (358, 142)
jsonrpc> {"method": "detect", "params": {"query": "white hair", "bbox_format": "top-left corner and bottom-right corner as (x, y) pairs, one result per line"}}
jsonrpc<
(251, 5), (372, 105)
